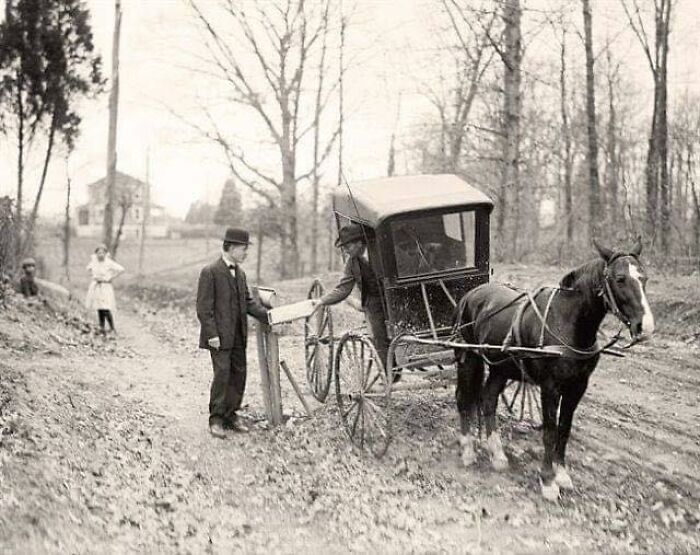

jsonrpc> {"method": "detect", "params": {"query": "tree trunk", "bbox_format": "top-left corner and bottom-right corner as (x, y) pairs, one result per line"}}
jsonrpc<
(582, 0), (601, 240)
(103, 0), (122, 251)
(500, 0), (522, 260)
(310, 7), (330, 276)
(559, 24), (574, 244)
(657, 0), (672, 252)
(280, 120), (298, 278)
(15, 68), (25, 263)
(23, 111), (58, 257)
(691, 179), (700, 258)
(112, 203), (128, 258)
(605, 52), (619, 230)
(645, 97), (659, 242)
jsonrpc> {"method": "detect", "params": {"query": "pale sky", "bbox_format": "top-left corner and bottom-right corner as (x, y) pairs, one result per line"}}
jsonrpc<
(1, 0), (699, 219)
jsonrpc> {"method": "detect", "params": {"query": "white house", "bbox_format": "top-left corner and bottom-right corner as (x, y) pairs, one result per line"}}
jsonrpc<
(76, 171), (170, 239)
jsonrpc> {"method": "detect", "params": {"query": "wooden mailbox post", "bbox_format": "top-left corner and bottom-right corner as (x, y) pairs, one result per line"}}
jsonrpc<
(254, 288), (316, 427)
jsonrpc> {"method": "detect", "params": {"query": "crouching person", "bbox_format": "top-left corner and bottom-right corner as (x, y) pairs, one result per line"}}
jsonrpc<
(18, 257), (39, 300)
(196, 227), (269, 439)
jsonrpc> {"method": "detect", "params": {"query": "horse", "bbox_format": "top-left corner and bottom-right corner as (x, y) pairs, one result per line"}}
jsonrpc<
(452, 239), (654, 501)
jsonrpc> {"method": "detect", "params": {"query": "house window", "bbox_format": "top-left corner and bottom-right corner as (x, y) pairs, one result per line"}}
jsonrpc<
(78, 207), (89, 226)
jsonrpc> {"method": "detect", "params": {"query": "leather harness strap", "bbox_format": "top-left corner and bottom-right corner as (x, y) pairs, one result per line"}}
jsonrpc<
(504, 286), (555, 349)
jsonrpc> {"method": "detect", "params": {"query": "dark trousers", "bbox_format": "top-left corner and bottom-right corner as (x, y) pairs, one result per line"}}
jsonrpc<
(97, 309), (115, 331)
(209, 346), (247, 426)
(364, 298), (390, 370)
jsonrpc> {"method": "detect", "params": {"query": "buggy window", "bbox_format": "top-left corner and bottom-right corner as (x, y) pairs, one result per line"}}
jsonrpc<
(391, 210), (476, 277)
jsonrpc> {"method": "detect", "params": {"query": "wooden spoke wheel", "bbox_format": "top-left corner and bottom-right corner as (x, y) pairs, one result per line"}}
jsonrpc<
(304, 279), (334, 402)
(501, 378), (542, 427)
(335, 333), (392, 458)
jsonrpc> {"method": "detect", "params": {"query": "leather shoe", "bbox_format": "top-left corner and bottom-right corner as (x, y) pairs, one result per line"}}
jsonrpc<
(224, 418), (249, 433)
(209, 422), (226, 439)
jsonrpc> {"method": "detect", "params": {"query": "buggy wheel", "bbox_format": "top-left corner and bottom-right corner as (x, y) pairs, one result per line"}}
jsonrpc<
(304, 279), (334, 402)
(335, 333), (392, 458)
(501, 379), (541, 427)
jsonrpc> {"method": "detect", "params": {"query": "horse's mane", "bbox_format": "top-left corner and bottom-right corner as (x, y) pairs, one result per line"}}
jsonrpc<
(559, 258), (606, 307)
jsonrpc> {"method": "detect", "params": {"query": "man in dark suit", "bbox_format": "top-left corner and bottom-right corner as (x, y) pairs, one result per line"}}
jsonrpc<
(196, 227), (269, 438)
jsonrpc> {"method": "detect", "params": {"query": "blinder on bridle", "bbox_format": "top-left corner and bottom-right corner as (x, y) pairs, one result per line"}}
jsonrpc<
(599, 251), (640, 328)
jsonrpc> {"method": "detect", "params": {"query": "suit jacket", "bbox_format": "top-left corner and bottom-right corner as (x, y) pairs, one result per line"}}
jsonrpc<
(196, 258), (268, 350)
(320, 255), (381, 309)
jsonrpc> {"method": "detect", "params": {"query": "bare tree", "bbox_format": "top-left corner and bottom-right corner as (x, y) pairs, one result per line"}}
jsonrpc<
(582, 0), (602, 240)
(111, 180), (135, 257)
(188, 0), (341, 278)
(670, 93), (700, 257)
(500, 0), (523, 259)
(424, 1), (496, 173)
(556, 13), (574, 244)
(310, 1), (331, 275)
(621, 0), (674, 251)
(604, 47), (621, 228)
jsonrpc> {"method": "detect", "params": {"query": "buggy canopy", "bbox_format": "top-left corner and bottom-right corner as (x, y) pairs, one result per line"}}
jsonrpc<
(332, 174), (494, 226)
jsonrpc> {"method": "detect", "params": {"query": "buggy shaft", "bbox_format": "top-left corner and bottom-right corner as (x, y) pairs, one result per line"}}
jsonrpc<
(396, 335), (564, 358)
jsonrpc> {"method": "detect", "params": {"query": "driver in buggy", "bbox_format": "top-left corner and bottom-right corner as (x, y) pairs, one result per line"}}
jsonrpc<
(311, 223), (399, 381)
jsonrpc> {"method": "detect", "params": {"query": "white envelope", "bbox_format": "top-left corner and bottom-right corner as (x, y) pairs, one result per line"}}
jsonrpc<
(267, 299), (317, 325)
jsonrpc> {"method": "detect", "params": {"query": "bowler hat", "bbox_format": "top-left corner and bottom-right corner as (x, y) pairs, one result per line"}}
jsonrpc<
(223, 227), (252, 245)
(335, 223), (366, 247)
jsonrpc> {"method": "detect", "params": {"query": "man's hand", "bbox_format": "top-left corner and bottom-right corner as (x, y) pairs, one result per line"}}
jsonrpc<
(208, 336), (221, 350)
(346, 297), (363, 312)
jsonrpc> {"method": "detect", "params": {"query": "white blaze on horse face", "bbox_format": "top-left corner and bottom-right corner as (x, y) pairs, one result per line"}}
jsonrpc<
(629, 262), (655, 337)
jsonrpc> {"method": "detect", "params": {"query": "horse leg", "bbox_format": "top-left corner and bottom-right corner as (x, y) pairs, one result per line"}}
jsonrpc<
(482, 371), (509, 471)
(540, 385), (562, 501)
(553, 378), (588, 490)
(455, 352), (483, 467)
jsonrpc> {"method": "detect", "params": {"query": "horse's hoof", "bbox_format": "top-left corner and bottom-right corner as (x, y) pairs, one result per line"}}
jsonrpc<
(486, 433), (508, 471)
(553, 464), (574, 490)
(541, 480), (560, 502)
(459, 435), (477, 467)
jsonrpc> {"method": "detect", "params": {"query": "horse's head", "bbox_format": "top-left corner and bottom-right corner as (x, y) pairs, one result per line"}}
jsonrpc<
(594, 238), (655, 341)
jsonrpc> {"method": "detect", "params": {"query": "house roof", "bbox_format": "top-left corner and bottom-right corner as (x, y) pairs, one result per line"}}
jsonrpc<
(332, 174), (494, 226)
(87, 170), (148, 190)
(82, 171), (164, 210)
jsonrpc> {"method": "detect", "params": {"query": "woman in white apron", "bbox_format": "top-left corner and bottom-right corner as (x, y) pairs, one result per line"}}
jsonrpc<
(85, 244), (125, 334)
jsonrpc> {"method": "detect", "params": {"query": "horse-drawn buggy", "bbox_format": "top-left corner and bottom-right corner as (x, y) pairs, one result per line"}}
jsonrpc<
(301, 173), (654, 500)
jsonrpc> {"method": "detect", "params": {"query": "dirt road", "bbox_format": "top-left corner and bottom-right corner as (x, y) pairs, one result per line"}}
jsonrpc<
(1, 273), (699, 553)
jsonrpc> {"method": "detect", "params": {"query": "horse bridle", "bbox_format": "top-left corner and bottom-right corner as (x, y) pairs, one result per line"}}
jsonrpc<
(600, 252), (640, 329)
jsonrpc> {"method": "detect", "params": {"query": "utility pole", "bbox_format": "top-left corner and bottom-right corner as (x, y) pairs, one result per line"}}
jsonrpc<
(138, 148), (150, 276)
(330, 0), (345, 272)
(103, 0), (122, 250)
(63, 158), (71, 283)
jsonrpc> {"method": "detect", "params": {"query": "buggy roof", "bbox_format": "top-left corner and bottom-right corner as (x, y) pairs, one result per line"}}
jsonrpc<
(332, 174), (494, 226)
